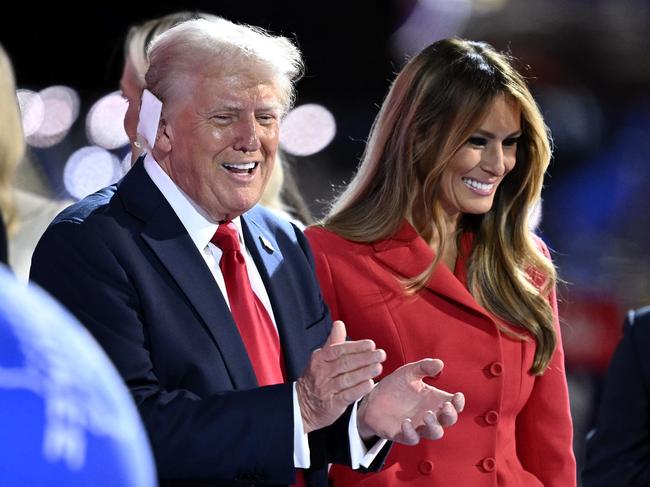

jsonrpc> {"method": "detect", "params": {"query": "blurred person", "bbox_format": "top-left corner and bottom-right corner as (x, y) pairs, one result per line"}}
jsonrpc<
(30, 19), (465, 486)
(583, 306), (650, 486)
(0, 43), (71, 281)
(305, 38), (576, 486)
(0, 264), (156, 486)
(121, 10), (312, 226)
(0, 214), (6, 264)
(0, 43), (22, 267)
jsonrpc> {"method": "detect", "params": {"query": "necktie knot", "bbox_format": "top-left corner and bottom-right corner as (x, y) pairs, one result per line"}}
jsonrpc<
(212, 221), (240, 252)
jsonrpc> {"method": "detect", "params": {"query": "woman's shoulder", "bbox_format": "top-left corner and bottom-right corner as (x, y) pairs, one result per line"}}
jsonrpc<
(305, 225), (352, 247)
(304, 225), (374, 254)
(531, 233), (552, 259)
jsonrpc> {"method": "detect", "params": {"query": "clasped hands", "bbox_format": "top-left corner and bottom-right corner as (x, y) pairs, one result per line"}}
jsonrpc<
(296, 320), (465, 445)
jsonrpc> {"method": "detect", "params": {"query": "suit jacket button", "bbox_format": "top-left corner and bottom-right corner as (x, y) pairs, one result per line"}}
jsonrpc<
(489, 361), (504, 377)
(480, 457), (496, 472)
(484, 410), (499, 425)
(418, 460), (434, 475)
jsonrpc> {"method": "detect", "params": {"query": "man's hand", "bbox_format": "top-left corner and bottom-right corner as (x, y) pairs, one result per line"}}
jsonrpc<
(296, 320), (386, 434)
(357, 358), (465, 445)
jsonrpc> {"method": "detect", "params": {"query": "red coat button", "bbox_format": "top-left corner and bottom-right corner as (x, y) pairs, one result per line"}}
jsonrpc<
(485, 410), (499, 425)
(418, 460), (434, 475)
(489, 361), (504, 376)
(481, 457), (496, 472)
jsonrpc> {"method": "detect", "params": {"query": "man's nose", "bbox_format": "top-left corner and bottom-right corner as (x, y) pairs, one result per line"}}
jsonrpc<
(233, 117), (261, 152)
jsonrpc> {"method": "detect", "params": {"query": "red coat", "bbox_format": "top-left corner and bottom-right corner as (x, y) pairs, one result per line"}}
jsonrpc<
(305, 222), (576, 487)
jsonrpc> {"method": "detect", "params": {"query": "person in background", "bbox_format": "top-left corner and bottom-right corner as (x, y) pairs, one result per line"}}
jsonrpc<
(582, 306), (650, 486)
(0, 43), (72, 281)
(0, 43), (22, 267)
(306, 37), (576, 486)
(121, 11), (312, 226)
(30, 19), (465, 486)
(0, 213), (6, 265)
(0, 264), (157, 486)
(2, 46), (155, 486)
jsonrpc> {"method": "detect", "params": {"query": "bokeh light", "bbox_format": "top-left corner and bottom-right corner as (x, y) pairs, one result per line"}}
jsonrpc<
(280, 103), (337, 156)
(63, 146), (122, 200)
(26, 86), (80, 148)
(86, 91), (130, 150)
(16, 89), (45, 137)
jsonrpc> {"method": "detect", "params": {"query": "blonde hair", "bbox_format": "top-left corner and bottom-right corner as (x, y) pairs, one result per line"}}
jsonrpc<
(323, 38), (556, 374)
(0, 44), (24, 236)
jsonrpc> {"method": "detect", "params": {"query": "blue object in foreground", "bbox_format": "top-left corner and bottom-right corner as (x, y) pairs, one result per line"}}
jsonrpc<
(0, 265), (156, 486)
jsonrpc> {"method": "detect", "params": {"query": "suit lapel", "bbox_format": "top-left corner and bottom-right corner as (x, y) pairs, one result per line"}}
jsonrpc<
(119, 161), (258, 389)
(242, 209), (306, 380)
(372, 220), (493, 321)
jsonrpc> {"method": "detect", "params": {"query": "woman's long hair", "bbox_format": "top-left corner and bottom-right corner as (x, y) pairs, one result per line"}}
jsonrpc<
(322, 38), (556, 374)
(0, 44), (24, 237)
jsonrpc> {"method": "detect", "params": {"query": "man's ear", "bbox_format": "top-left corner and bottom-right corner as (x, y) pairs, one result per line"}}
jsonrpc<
(155, 117), (173, 153)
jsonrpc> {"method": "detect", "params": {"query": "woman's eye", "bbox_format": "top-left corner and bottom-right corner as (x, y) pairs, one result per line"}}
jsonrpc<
(503, 137), (520, 147)
(468, 136), (487, 147)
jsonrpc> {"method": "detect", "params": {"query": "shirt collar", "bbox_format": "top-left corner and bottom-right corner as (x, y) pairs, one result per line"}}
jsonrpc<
(143, 152), (245, 251)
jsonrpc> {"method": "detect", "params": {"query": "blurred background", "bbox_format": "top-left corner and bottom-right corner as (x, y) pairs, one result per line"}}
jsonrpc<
(2, 0), (650, 483)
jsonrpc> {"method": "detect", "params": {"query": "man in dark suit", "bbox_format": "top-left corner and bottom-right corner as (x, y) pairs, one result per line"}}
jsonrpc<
(583, 306), (650, 487)
(30, 18), (464, 486)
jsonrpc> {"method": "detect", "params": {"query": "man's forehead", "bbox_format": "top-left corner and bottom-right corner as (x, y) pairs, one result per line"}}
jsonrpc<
(198, 71), (284, 107)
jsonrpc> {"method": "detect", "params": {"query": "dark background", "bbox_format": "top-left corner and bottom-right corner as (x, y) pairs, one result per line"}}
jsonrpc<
(3, 1), (650, 484)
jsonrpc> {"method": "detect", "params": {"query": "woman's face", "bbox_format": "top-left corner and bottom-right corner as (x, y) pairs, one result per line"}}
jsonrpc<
(439, 93), (521, 224)
(120, 57), (145, 160)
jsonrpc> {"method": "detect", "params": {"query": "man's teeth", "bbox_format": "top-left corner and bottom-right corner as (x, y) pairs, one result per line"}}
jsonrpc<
(224, 162), (257, 170)
(462, 178), (493, 191)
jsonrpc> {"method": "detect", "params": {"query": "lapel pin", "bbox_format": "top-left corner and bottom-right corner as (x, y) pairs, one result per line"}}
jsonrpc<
(259, 235), (275, 254)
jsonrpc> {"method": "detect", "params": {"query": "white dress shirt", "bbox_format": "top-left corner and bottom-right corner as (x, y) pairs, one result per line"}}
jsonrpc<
(143, 153), (385, 469)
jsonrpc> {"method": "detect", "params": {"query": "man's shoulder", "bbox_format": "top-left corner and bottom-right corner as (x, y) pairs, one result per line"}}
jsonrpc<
(245, 205), (299, 236)
(51, 185), (118, 226)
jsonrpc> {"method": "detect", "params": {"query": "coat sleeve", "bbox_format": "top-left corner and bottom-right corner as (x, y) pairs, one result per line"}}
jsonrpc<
(514, 240), (577, 486)
(582, 308), (650, 487)
(30, 219), (299, 484)
(304, 227), (391, 473)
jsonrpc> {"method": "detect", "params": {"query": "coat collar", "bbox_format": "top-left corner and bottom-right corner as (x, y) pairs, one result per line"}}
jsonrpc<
(372, 220), (493, 321)
(119, 160), (259, 389)
(118, 162), (306, 384)
(241, 208), (309, 380)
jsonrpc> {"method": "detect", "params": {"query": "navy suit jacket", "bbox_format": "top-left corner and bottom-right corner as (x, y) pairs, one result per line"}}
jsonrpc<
(583, 306), (650, 486)
(30, 160), (367, 486)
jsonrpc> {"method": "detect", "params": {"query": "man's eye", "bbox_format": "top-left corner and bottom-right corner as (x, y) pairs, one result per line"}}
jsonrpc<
(256, 114), (275, 124)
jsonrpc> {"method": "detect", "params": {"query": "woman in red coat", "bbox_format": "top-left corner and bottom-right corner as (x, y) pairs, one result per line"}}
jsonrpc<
(305, 38), (576, 486)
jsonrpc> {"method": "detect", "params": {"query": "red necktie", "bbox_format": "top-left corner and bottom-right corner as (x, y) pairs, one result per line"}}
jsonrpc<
(212, 222), (305, 486)
(212, 221), (284, 386)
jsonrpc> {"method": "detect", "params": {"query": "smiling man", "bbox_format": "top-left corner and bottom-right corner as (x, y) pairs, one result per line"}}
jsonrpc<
(30, 18), (464, 486)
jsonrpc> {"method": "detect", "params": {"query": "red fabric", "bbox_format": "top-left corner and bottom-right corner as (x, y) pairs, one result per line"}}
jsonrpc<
(305, 222), (576, 487)
(292, 470), (306, 487)
(212, 222), (283, 386)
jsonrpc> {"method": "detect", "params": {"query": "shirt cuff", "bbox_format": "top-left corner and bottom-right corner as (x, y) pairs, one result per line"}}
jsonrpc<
(349, 400), (389, 469)
(293, 382), (310, 468)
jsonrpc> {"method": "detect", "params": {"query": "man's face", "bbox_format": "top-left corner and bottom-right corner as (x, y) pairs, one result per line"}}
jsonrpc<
(157, 67), (282, 222)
